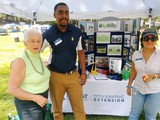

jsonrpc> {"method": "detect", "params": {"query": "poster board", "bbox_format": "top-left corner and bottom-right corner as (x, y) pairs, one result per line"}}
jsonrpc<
(78, 17), (140, 74)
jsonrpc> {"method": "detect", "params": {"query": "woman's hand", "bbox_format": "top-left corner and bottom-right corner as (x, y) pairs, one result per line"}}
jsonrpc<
(127, 88), (132, 96)
(33, 95), (48, 107)
(142, 74), (155, 82)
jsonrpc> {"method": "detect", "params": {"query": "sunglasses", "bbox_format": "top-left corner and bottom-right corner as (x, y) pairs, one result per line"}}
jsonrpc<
(143, 36), (158, 42)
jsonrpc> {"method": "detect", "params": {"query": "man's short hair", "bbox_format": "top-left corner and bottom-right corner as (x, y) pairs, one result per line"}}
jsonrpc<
(54, 2), (68, 12)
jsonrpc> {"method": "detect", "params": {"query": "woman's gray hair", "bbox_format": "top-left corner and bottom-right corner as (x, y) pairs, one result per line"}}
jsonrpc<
(23, 28), (42, 41)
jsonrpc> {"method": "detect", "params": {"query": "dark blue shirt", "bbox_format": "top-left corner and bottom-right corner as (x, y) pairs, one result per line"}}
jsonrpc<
(42, 24), (84, 73)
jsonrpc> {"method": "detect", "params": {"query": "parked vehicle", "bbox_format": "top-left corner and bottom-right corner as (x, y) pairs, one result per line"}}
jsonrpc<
(41, 24), (51, 33)
(0, 28), (8, 35)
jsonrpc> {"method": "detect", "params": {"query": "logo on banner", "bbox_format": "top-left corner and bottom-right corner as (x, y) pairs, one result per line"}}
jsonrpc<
(83, 94), (89, 101)
(93, 94), (125, 103)
(63, 93), (90, 101)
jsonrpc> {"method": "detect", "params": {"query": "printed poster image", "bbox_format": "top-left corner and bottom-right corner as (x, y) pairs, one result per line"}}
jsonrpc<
(133, 19), (138, 35)
(131, 36), (137, 44)
(122, 62), (132, 71)
(96, 46), (106, 54)
(124, 20), (133, 33)
(107, 45), (122, 56)
(88, 36), (94, 51)
(84, 36), (94, 52)
(95, 56), (109, 68)
(123, 48), (129, 56)
(130, 44), (137, 54)
(80, 22), (86, 33)
(84, 39), (88, 52)
(86, 23), (94, 35)
(85, 55), (88, 66)
(79, 22), (94, 35)
(130, 36), (138, 55)
(111, 35), (122, 43)
(124, 35), (131, 47)
(96, 32), (110, 43)
(86, 53), (94, 66)
(109, 57), (122, 73)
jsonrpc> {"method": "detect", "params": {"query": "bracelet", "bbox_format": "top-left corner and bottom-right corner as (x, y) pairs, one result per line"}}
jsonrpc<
(126, 85), (133, 88)
(154, 74), (158, 79)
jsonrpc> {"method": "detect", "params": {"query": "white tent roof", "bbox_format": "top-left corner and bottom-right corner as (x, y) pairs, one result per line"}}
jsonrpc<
(0, 0), (160, 21)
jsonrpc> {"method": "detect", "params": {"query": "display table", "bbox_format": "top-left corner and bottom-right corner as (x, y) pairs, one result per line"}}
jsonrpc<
(62, 74), (131, 116)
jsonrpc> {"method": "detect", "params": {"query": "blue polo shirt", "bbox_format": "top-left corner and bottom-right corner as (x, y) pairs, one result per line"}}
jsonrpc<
(42, 24), (84, 73)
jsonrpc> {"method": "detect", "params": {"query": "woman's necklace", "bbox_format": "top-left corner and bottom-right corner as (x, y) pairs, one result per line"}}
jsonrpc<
(24, 49), (44, 75)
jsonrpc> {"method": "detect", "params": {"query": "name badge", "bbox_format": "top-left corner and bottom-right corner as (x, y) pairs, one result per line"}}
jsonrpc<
(54, 38), (62, 46)
(135, 58), (143, 62)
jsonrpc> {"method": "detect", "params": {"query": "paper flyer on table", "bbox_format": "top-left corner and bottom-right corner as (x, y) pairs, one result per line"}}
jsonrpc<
(94, 74), (108, 80)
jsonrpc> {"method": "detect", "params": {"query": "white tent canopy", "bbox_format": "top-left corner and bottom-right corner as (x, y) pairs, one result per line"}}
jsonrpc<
(0, 0), (160, 21)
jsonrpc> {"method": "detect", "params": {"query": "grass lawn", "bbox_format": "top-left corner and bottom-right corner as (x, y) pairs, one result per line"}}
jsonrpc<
(0, 32), (160, 120)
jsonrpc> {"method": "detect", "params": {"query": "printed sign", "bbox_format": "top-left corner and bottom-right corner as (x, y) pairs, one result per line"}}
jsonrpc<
(98, 21), (121, 31)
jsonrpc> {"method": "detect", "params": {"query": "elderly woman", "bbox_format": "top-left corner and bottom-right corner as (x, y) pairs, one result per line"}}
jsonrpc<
(8, 28), (50, 120)
(127, 29), (160, 120)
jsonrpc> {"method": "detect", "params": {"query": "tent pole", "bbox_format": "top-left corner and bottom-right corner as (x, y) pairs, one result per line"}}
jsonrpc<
(33, 20), (36, 25)
(148, 18), (151, 28)
(33, 12), (37, 25)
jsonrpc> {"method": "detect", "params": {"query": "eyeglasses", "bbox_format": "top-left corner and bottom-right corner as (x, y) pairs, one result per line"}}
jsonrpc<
(27, 40), (42, 44)
(143, 36), (158, 42)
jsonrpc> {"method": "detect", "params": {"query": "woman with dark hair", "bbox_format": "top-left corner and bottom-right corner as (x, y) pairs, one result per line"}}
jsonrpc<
(127, 29), (160, 120)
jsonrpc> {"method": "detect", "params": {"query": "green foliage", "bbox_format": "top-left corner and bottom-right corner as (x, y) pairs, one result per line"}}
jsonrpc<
(49, 21), (56, 25)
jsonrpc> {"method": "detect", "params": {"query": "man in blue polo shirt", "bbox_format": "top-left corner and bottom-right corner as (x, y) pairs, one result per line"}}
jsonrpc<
(41, 2), (86, 120)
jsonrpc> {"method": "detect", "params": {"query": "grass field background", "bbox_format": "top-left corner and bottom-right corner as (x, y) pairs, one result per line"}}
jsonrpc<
(0, 32), (160, 120)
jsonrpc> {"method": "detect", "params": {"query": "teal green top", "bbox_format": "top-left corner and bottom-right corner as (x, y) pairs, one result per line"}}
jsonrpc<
(19, 49), (50, 94)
